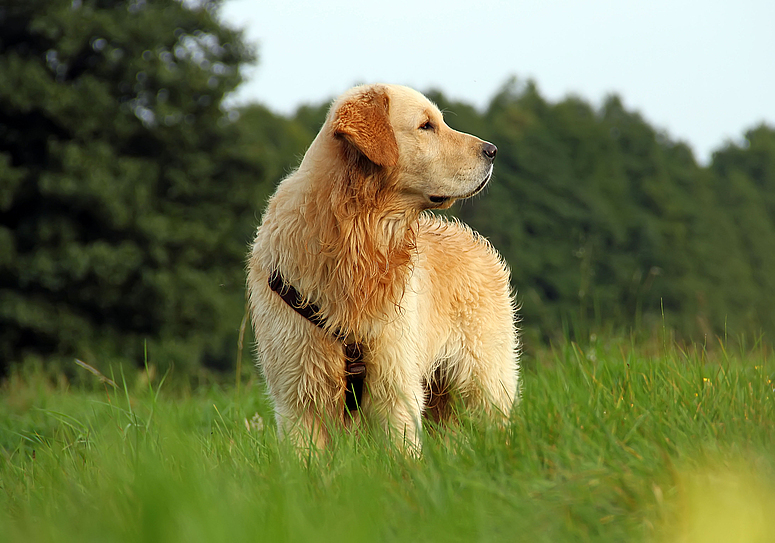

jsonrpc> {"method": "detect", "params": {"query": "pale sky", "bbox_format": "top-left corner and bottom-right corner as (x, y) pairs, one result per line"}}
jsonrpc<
(219, 0), (775, 165)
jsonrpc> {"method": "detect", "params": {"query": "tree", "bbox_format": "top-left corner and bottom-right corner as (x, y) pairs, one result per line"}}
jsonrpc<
(709, 125), (775, 335)
(0, 0), (259, 374)
(432, 79), (764, 342)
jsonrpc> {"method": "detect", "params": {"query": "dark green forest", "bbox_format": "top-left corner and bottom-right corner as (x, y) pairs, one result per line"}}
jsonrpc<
(2, 0), (775, 376)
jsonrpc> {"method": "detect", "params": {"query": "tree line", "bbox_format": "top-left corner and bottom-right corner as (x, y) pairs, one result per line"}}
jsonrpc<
(2, 0), (774, 376)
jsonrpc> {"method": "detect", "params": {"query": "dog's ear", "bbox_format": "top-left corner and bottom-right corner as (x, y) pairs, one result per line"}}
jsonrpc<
(332, 88), (399, 168)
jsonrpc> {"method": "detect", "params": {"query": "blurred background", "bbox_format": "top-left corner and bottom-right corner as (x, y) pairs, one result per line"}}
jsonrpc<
(2, 0), (775, 379)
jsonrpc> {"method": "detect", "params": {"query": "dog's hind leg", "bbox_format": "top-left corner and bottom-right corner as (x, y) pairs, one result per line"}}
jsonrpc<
(423, 364), (454, 425)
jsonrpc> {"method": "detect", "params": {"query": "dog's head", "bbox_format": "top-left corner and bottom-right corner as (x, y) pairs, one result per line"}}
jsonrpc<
(328, 84), (496, 210)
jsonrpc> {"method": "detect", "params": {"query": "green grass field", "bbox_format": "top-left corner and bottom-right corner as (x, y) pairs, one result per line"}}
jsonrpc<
(1, 337), (774, 543)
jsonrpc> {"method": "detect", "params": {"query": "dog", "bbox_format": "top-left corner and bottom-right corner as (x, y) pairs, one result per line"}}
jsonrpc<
(247, 84), (519, 451)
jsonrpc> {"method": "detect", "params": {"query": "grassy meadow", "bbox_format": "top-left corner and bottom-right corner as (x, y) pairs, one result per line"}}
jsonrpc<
(1, 336), (774, 543)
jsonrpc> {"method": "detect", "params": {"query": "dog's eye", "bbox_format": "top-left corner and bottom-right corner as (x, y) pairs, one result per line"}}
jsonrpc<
(419, 120), (434, 131)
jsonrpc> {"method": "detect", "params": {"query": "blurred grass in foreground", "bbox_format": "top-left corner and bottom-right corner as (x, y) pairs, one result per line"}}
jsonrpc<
(1, 336), (773, 543)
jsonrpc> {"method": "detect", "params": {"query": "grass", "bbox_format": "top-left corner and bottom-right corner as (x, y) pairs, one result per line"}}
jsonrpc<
(1, 336), (774, 543)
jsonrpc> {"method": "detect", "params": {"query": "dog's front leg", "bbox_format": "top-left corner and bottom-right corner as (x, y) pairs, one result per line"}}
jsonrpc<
(271, 390), (341, 455)
(258, 325), (347, 453)
(363, 340), (426, 453)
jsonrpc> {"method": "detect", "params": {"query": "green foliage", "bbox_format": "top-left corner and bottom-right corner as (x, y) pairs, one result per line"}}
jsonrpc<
(3, 2), (775, 373)
(709, 126), (775, 334)
(1, 339), (774, 542)
(432, 79), (775, 344)
(0, 0), (265, 373)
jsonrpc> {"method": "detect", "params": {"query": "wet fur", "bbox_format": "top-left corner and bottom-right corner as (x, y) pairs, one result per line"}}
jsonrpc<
(247, 84), (520, 451)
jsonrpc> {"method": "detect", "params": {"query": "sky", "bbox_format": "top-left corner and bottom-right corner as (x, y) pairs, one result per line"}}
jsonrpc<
(218, 0), (775, 165)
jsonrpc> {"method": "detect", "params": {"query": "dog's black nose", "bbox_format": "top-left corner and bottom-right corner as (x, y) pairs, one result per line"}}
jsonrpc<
(482, 142), (497, 160)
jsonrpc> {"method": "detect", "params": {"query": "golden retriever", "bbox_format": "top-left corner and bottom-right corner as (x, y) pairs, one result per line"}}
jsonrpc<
(247, 84), (519, 451)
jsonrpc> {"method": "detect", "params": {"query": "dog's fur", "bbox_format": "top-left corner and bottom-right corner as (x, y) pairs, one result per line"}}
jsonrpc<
(247, 84), (519, 451)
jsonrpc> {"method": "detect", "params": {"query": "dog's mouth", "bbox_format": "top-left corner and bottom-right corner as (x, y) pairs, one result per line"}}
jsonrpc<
(428, 195), (450, 205)
(464, 165), (494, 197)
(428, 165), (493, 207)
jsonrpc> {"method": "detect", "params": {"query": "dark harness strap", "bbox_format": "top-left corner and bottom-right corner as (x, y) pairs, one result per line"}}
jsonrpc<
(268, 270), (365, 413)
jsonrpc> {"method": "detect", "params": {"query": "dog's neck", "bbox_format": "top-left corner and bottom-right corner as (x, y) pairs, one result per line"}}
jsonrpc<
(312, 208), (416, 338)
(287, 154), (418, 338)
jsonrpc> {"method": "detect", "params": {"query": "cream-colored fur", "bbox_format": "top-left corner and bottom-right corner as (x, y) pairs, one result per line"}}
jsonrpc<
(247, 84), (519, 451)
